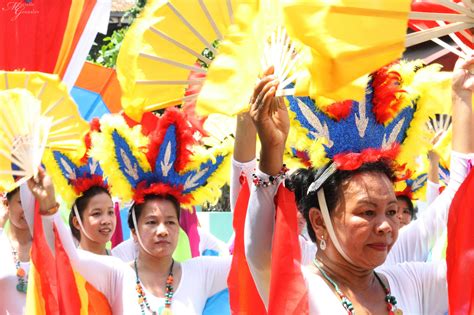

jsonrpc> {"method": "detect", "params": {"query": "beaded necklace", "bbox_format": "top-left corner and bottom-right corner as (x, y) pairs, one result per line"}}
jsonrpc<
(134, 259), (175, 315)
(9, 242), (28, 293)
(313, 259), (402, 315)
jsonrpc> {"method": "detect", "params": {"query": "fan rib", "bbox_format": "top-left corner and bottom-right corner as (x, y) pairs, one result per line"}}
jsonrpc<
(149, 26), (213, 66)
(433, 0), (472, 16)
(198, 0), (224, 40)
(48, 133), (80, 142)
(437, 21), (473, 55)
(409, 12), (472, 23)
(139, 53), (207, 73)
(413, 24), (467, 58)
(50, 115), (73, 128)
(166, 2), (217, 55)
(226, 0), (234, 24)
(0, 148), (28, 171)
(36, 82), (48, 99)
(405, 22), (474, 47)
(43, 96), (65, 116)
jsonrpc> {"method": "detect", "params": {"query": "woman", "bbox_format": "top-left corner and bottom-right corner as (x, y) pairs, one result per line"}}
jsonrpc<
(68, 185), (116, 255)
(27, 110), (232, 314)
(0, 188), (32, 314)
(245, 57), (473, 314)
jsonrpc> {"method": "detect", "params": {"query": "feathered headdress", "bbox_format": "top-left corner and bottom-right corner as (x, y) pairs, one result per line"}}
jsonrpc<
(286, 60), (447, 177)
(43, 118), (108, 208)
(90, 108), (231, 209)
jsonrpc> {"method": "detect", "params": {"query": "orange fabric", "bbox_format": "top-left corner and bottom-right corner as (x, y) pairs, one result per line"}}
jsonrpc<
(54, 0), (85, 74)
(75, 62), (122, 113)
(85, 282), (113, 314)
(30, 202), (59, 314)
(447, 169), (474, 315)
(53, 225), (81, 315)
(227, 176), (267, 314)
(269, 185), (309, 314)
(57, 0), (97, 78)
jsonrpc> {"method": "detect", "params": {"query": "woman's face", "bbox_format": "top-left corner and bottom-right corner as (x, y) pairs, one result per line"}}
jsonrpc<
(134, 198), (180, 258)
(7, 191), (29, 230)
(77, 193), (116, 245)
(317, 172), (399, 269)
(396, 198), (413, 228)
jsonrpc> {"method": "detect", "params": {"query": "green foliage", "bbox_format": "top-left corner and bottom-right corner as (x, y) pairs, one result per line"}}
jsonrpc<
(92, 28), (128, 68)
(87, 0), (147, 68)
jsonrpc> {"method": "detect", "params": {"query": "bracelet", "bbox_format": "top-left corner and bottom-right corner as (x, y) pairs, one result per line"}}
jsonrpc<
(39, 202), (60, 216)
(252, 165), (289, 187)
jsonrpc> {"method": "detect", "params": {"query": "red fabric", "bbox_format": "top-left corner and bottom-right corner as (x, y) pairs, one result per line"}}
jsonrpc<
(81, 118), (101, 163)
(53, 225), (81, 315)
(268, 185), (309, 315)
(227, 176), (267, 314)
(110, 201), (124, 248)
(85, 282), (113, 314)
(447, 169), (474, 315)
(0, 0), (72, 72)
(410, 1), (473, 50)
(333, 144), (400, 171)
(31, 201), (59, 314)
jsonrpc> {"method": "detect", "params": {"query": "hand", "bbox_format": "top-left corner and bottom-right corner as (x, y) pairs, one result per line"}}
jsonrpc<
(452, 56), (474, 93)
(249, 67), (290, 175)
(27, 167), (57, 213)
(249, 67), (290, 151)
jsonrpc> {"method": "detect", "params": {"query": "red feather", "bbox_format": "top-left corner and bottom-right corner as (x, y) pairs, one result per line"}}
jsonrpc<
(80, 118), (101, 163)
(146, 108), (195, 172)
(395, 185), (414, 200)
(71, 175), (108, 195)
(133, 181), (192, 205)
(333, 144), (400, 171)
(371, 65), (407, 124)
(325, 100), (353, 122)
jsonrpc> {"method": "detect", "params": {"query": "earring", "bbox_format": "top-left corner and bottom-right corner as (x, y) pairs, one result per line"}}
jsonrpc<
(320, 236), (326, 251)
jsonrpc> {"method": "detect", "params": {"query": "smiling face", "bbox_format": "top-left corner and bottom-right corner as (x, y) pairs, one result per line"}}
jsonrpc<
(311, 171), (399, 269)
(133, 198), (180, 258)
(75, 192), (116, 245)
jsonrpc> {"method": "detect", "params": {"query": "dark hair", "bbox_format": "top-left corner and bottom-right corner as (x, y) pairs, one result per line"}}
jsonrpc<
(69, 186), (111, 241)
(396, 195), (417, 219)
(127, 194), (181, 231)
(289, 160), (396, 242)
(6, 187), (20, 202)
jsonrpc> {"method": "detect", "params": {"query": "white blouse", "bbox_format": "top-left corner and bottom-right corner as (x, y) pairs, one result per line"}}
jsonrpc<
(244, 152), (470, 314)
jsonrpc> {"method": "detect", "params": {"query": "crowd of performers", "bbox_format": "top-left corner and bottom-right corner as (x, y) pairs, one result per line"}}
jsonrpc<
(1, 53), (474, 314)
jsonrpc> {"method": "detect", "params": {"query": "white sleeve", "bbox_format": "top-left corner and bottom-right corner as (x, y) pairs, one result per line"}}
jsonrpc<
(380, 262), (447, 314)
(426, 180), (440, 206)
(244, 169), (281, 309)
(197, 256), (232, 297)
(230, 158), (256, 212)
(111, 238), (138, 262)
(385, 152), (470, 265)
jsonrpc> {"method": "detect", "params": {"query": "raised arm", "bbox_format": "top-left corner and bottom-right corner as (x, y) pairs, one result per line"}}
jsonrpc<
(230, 112), (257, 212)
(384, 57), (474, 265)
(25, 168), (136, 314)
(244, 69), (289, 307)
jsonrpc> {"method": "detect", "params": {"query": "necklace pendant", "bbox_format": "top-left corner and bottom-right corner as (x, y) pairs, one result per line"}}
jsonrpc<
(16, 283), (27, 293)
(394, 309), (403, 315)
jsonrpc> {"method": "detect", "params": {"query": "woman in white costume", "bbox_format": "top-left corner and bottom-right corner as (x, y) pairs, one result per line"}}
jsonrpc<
(244, 57), (473, 314)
